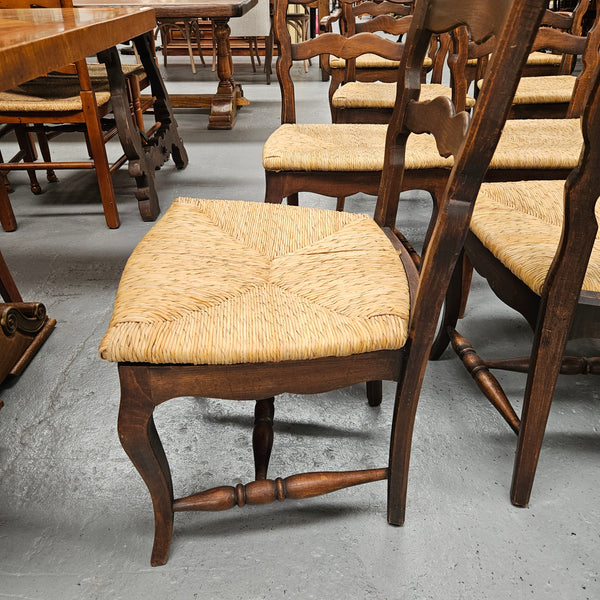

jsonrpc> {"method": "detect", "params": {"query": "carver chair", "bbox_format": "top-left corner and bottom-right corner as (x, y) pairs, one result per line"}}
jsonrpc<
(433, 55), (600, 507)
(99, 0), (548, 565)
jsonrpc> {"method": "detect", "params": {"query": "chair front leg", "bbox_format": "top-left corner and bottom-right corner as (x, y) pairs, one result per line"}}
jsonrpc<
(117, 364), (174, 566)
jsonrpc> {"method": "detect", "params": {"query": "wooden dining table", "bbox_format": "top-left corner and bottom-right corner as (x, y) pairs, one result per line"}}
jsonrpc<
(76, 0), (259, 129)
(0, 6), (167, 390)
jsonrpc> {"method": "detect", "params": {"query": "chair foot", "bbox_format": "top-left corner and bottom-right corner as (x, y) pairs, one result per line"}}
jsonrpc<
(366, 381), (382, 406)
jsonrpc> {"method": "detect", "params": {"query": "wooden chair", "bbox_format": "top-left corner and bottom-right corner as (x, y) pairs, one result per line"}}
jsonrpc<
(155, 17), (206, 74)
(479, 0), (598, 119)
(0, 0), (186, 231)
(99, 0), (548, 565)
(263, 0), (585, 218)
(330, 31), (477, 124)
(319, 0), (421, 113)
(521, 0), (590, 77)
(432, 54), (600, 508)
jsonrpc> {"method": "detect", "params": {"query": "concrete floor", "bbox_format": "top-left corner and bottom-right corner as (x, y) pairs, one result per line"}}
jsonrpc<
(0, 56), (599, 600)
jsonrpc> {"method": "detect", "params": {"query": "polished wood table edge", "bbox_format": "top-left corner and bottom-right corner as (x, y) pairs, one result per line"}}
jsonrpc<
(75, 0), (257, 19)
(0, 6), (158, 389)
(0, 7), (157, 91)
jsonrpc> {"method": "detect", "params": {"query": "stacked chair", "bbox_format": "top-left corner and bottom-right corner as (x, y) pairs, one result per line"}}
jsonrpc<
(98, 0), (549, 565)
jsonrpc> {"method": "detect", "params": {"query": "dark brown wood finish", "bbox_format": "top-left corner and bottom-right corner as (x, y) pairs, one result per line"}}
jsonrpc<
(435, 22), (600, 508)
(266, 0), (452, 212)
(111, 0), (548, 565)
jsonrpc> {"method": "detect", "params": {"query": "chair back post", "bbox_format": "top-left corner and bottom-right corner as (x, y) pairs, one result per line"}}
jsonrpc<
(381, 0), (549, 525)
(567, 0), (600, 117)
(558, 0), (590, 73)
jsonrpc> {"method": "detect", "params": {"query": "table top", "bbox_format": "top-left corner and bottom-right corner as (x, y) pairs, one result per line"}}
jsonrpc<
(0, 7), (156, 91)
(75, 0), (257, 19)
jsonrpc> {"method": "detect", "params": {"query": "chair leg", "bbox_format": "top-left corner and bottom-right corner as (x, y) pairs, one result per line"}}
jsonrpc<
(35, 130), (59, 184)
(430, 249), (469, 360)
(14, 126), (42, 195)
(183, 20), (198, 74)
(366, 381), (382, 407)
(0, 179), (17, 232)
(190, 19), (206, 67)
(253, 398), (275, 480)
(264, 31), (273, 85)
(287, 193), (299, 206)
(118, 365), (174, 567)
(80, 89), (120, 228)
(248, 37), (257, 72)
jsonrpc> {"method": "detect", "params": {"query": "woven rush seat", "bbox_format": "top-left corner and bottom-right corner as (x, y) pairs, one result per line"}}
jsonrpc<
(526, 50), (562, 66)
(99, 197), (411, 365)
(329, 53), (433, 70)
(0, 76), (112, 112)
(0, 64), (145, 112)
(472, 180), (600, 295)
(263, 123), (453, 171)
(84, 63), (146, 81)
(477, 74), (576, 104)
(262, 119), (581, 172)
(331, 82), (476, 110)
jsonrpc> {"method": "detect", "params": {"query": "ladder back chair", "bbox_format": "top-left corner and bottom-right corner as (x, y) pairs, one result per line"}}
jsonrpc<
(320, 1), (420, 111)
(264, 0), (586, 223)
(99, 0), (548, 565)
(0, 0), (187, 231)
(479, 0), (599, 119)
(330, 30), (477, 124)
(432, 58), (600, 508)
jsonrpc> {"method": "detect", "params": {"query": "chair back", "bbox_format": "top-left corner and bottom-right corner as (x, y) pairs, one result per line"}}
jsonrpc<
(273, 0), (407, 122)
(375, 0), (548, 374)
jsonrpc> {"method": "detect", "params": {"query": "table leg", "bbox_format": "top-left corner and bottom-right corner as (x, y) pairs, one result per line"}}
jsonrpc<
(0, 250), (22, 303)
(0, 251), (55, 387)
(209, 17), (245, 129)
(97, 36), (187, 222)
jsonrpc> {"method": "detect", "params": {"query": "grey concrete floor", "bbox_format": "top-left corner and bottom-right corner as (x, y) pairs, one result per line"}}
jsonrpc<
(0, 56), (599, 600)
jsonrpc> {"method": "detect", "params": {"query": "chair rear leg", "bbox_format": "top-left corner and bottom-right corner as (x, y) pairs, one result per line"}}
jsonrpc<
(35, 130), (59, 183)
(80, 89), (120, 228)
(14, 126), (42, 195)
(430, 250), (470, 360)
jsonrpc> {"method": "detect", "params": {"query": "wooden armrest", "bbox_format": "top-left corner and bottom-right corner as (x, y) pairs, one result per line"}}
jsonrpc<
(319, 7), (341, 31)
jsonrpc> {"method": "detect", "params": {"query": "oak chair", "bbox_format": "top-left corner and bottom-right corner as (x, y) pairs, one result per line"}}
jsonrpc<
(330, 31), (477, 124)
(99, 0), (548, 565)
(319, 1), (422, 116)
(433, 56), (600, 508)
(520, 0), (590, 77)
